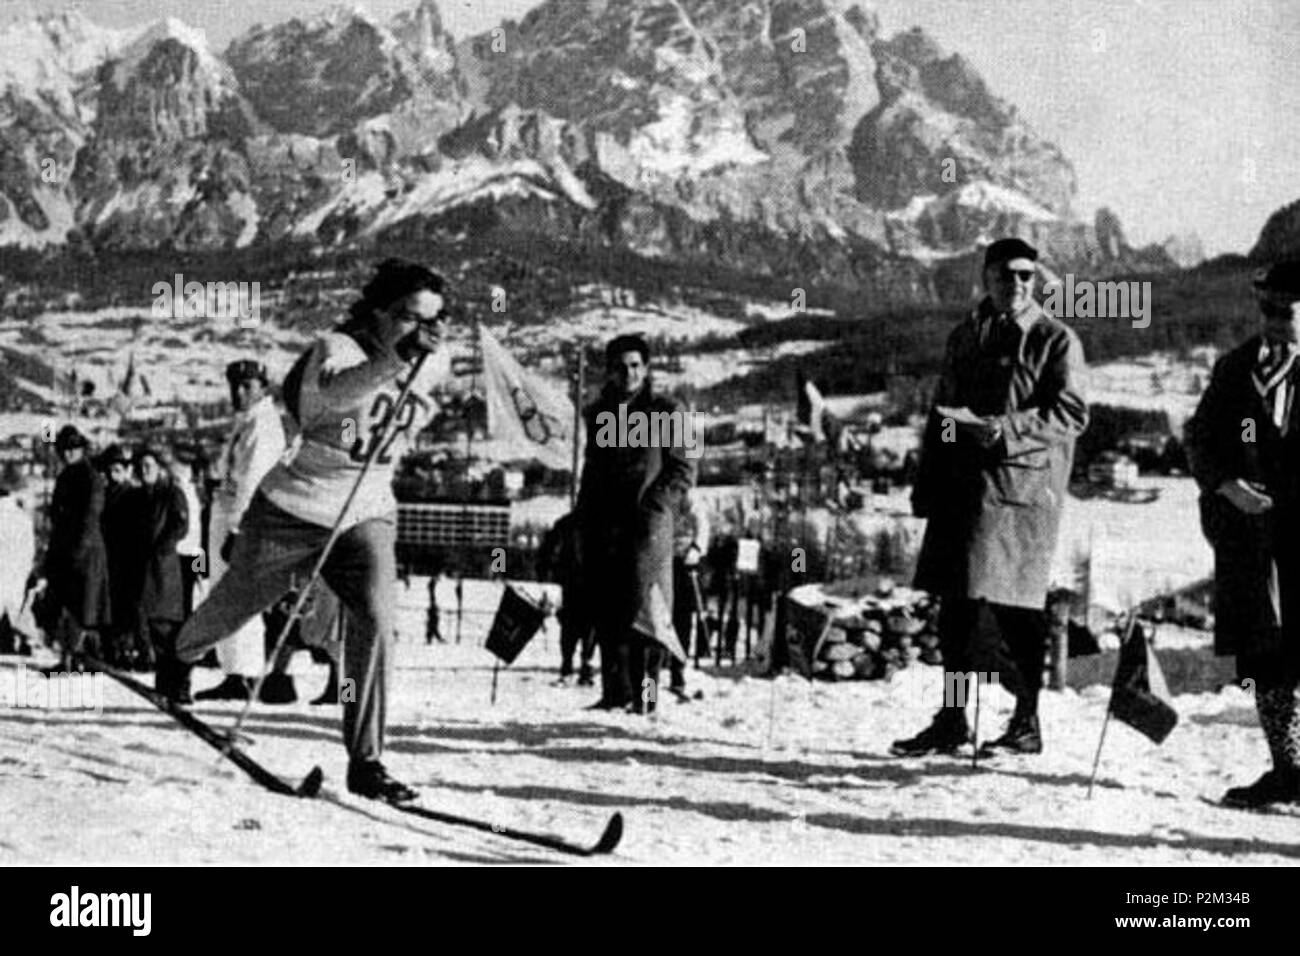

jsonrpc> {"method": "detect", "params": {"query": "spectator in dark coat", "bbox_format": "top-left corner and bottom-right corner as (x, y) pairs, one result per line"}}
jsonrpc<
(537, 511), (595, 685)
(133, 445), (190, 701)
(98, 443), (148, 669)
(38, 425), (111, 669)
(577, 334), (695, 713)
(1185, 260), (1300, 808)
(898, 238), (1088, 758)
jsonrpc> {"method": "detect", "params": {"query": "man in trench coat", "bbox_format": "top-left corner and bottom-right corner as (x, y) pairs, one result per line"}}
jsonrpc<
(1184, 260), (1300, 808)
(894, 238), (1088, 757)
(577, 334), (694, 714)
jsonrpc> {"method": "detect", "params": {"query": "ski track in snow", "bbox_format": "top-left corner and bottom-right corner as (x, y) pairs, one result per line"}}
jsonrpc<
(3, 579), (1297, 866)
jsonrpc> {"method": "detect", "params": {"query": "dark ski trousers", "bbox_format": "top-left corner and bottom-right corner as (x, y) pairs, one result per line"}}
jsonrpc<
(558, 595), (595, 677)
(598, 630), (664, 711)
(938, 597), (1047, 717)
(176, 493), (395, 762)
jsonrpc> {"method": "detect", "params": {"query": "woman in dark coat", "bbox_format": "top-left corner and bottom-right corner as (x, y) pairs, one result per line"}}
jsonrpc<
(40, 426), (111, 668)
(132, 445), (190, 700)
(99, 443), (148, 668)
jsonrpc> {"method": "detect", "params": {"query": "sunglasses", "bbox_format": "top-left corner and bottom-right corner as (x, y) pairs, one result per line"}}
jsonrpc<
(1000, 268), (1036, 282)
(393, 307), (449, 325)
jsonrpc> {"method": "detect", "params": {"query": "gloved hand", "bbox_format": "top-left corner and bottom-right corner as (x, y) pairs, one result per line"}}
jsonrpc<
(220, 533), (237, 563)
(396, 320), (445, 361)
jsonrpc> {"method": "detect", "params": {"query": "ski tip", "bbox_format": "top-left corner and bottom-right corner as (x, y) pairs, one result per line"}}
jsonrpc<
(298, 766), (325, 798)
(591, 812), (623, 855)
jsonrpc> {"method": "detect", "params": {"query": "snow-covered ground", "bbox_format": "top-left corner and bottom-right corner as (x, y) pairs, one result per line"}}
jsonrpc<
(0, 306), (309, 407)
(3, 576), (1294, 866)
(1084, 350), (1217, 431)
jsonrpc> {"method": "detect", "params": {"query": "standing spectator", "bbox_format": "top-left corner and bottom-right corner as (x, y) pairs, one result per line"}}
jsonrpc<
(133, 445), (190, 701)
(194, 360), (285, 701)
(99, 444), (147, 669)
(895, 238), (1088, 758)
(307, 606), (344, 706)
(173, 454), (207, 618)
(36, 426), (111, 671)
(537, 512), (594, 685)
(669, 490), (710, 700)
(0, 484), (35, 655)
(577, 334), (695, 713)
(1185, 261), (1300, 807)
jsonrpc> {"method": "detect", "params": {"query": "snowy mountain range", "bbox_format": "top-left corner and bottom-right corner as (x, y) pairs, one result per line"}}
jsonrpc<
(0, 0), (1198, 298)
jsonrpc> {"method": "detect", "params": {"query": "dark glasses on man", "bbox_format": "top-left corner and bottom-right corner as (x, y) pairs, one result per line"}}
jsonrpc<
(1000, 268), (1036, 282)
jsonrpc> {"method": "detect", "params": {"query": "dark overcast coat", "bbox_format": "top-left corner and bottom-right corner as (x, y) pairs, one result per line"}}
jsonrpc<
(44, 457), (111, 629)
(1184, 335), (1300, 665)
(577, 380), (696, 660)
(912, 299), (1089, 609)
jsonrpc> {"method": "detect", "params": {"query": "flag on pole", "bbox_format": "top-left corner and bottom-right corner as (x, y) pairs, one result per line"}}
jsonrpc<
(795, 374), (846, 450)
(797, 374), (827, 442)
(1109, 620), (1178, 744)
(484, 585), (547, 665)
(119, 350), (136, 397)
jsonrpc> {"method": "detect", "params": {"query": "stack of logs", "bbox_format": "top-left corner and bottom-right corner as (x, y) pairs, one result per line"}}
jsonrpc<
(787, 580), (942, 681)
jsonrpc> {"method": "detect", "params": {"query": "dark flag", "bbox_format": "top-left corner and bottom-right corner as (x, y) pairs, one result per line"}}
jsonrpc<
(1109, 620), (1178, 744)
(484, 585), (547, 665)
(796, 373), (838, 445)
(120, 350), (135, 397)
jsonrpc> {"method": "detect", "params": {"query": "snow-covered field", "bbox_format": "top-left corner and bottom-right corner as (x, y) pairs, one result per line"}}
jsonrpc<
(1084, 349), (1217, 431)
(3, 576), (1295, 866)
(0, 306), (309, 406)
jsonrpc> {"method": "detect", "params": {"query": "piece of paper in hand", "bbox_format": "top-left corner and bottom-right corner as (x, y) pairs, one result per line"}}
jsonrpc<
(934, 405), (986, 427)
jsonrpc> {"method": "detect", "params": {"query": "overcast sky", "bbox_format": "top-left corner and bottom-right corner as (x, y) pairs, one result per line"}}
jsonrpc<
(2, 0), (1295, 256)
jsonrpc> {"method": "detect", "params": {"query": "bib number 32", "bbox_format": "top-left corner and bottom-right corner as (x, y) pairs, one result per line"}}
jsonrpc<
(349, 392), (417, 465)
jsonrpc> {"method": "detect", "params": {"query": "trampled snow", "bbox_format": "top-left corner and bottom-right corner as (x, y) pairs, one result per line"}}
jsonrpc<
(2, 576), (1293, 865)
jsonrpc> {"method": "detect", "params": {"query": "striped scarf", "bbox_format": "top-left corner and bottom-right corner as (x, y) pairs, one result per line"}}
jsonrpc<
(1253, 340), (1299, 433)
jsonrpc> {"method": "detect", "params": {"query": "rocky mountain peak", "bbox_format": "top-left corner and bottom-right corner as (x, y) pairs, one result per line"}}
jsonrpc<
(0, 9), (131, 123)
(859, 23), (1075, 219)
(224, 6), (419, 138)
(390, 0), (461, 97)
(0, 1), (1172, 291)
(391, 0), (448, 42)
(94, 18), (244, 141)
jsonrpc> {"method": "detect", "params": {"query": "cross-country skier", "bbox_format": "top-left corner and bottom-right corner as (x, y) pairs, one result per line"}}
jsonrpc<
(163, 258), (459, 802)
